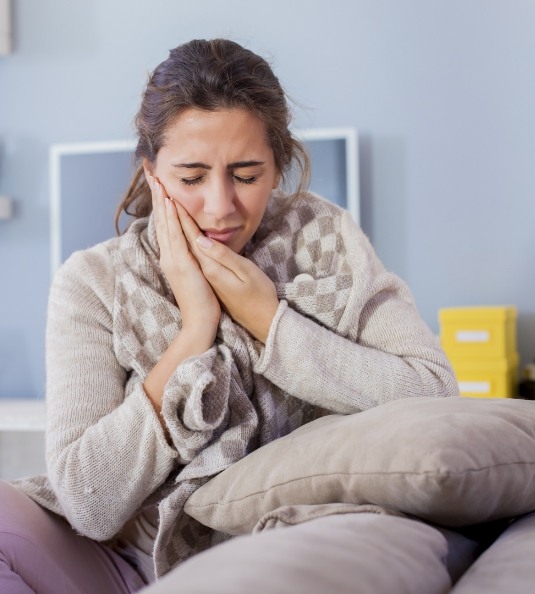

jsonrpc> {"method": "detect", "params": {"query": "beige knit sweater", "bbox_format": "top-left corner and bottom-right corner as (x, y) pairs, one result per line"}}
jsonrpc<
(14, 192), (457, 578)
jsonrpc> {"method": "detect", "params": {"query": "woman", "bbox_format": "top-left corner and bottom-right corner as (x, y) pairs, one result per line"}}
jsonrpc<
(0, 38), (457, 593)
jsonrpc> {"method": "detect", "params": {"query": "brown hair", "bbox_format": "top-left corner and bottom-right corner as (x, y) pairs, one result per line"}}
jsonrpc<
(115, 38), (310, 233)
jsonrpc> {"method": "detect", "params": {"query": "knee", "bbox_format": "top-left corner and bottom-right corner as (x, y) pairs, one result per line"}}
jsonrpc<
(0, 481), (49, 540)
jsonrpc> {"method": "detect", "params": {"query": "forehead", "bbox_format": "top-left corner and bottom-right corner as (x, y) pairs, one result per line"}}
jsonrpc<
(161, 108), (271, 158)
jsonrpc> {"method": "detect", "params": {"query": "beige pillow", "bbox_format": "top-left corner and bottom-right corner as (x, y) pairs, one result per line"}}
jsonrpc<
(184, 396), (535, 535)
(149, 512), (452, 594)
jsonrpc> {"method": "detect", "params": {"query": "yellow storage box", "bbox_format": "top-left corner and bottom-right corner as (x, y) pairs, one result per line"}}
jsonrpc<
(439, 306), (517, 359)
(448, 352), (519, 398)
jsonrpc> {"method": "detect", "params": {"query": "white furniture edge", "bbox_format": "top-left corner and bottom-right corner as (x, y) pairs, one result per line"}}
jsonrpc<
(50, 127), (359, 276)
(0, 399), (46, 431)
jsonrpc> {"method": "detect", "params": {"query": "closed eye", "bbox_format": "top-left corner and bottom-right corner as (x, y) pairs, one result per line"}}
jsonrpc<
(180, 174), (259, 186)
(233, 175), (258, 185)
(180, 176), (204, 186)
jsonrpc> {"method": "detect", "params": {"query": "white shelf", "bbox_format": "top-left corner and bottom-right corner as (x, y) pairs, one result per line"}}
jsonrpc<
(0, 399), (46, 431)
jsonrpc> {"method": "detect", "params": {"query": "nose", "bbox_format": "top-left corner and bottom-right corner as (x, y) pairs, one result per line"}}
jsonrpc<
(203, 178), (237, 219)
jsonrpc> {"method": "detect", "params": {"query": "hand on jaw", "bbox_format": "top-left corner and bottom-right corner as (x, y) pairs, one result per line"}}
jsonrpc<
(148, 175), (279, 344)
(148, 174), (221, 344)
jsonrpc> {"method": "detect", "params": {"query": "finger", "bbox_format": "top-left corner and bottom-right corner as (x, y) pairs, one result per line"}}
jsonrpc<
(194, 233), (250, 282)
(168, 200), (234, 274)
(172, 200), (203, 246)
(170, 199), (218, 269)
(164, 195), (189, 256)
(170, 201), (230, 264)
(171, 200), (250, 283)
(151, 177), (172, 255)
(152, 179), (192, 262)
(148, 174), (164, 239)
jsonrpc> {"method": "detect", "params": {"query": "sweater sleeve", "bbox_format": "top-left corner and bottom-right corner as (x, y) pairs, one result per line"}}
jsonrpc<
(45, 246), (178, 541)
(253, 212), (458, 414)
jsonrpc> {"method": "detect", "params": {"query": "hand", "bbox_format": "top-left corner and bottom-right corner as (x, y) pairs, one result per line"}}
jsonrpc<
(173, 201), (280, 343)
(148, 175), (221, 340)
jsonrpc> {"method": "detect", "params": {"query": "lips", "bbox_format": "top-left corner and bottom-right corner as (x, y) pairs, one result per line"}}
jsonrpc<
(202, 227), (241, 244)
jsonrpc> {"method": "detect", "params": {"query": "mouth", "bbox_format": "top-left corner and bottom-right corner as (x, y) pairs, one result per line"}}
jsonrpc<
(202, 227), (241, 244)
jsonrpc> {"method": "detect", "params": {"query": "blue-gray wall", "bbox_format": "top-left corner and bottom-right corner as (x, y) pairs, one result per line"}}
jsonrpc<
(1, 0), (534, 399)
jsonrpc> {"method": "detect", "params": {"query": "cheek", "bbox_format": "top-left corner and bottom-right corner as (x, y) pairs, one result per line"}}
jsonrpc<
(151, 165), (184, 200)
(241, 189), (271, 225)
(156, 174), (181, 199)
(160, 177), (199, 211)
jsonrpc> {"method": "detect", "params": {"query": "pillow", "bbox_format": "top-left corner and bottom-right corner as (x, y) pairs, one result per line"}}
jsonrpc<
(184, 396), (535, 535)
(150, 512), (452, 594)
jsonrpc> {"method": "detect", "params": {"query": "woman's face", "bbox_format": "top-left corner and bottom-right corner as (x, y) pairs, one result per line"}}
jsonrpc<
(148, 108), (280, 254)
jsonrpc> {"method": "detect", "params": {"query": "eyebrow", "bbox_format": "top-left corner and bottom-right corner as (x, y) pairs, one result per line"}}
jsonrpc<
(172, 160), (265, 170)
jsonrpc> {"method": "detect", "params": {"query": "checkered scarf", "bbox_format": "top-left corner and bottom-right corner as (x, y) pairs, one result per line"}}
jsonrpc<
(110, 191), (354, 577)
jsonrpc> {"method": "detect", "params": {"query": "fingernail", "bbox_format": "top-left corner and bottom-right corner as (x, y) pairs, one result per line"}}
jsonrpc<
(197, 235), (213, 249)
(165, 197), (172, 210)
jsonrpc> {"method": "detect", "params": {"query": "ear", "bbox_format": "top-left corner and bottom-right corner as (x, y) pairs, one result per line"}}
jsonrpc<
(273, 171), (282, 189)
(142, 157), (153, 181)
